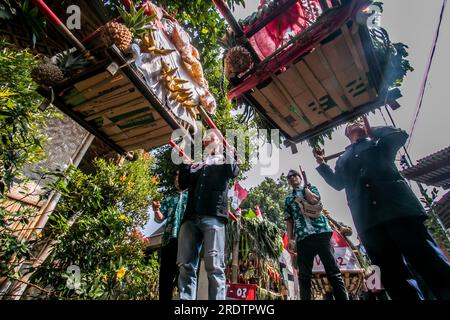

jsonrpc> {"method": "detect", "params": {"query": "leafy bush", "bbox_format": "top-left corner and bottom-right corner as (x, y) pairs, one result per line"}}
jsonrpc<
(0, 40), (59, 192)
(29, 157), (161, 299)
(0, 40), (58, 285)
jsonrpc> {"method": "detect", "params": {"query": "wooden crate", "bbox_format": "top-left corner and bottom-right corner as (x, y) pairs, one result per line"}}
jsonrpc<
(40, 46), (186, 154)
(248, 23), (399, 143)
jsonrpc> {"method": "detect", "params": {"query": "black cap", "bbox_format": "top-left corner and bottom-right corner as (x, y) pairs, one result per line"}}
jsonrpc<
(287, 169), (301, 178)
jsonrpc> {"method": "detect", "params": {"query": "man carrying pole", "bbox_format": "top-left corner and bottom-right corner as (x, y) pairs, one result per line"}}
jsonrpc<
(314, 118), (450, 300)
(284, 167), (348, 300)
(177, 130), (239, 300)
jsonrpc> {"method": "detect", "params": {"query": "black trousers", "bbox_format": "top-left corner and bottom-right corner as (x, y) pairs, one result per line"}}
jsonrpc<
(297, 232), (349, 300)
(159, 238), (179, 300)
(359, 217), (450, 300)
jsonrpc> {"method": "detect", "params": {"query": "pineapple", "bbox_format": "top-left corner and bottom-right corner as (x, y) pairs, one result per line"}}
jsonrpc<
(102, 21), (133, 52)
(31, 60), (64, 87)
(31, 52), (88, 86)
(56, 51), (89, 77)
(224, 46), (253, 79)
(102, 0), (155, 52)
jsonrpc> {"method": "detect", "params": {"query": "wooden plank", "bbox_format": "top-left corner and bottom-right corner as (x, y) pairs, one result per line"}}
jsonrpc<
(84, 98), (149, 121)
(275, 66), (327, 126)
(293, 62), (336, 120)
(117, 126), (172, 148)
(271, 76), (314, 128)
(342, 25), (378, 101)
(80, 90), (143, 116)
(350, 25), (380, 94)
(304, 46), (353, 111)
(111, 120), (168, 142)
(341, 25), (367, 76)
(65, 72), (124, 105)
(251, 89), (300, 138)
(99, 110), (155, 129)
(122, 131), (173, 151)
(72, 83), (136, 112)
(261, 79), (310, 133)
(98, 117), (122, 136)
(321, 34), (374, 108)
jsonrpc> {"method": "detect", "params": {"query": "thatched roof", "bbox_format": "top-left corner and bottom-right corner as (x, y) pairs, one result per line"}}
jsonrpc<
(401, 146), (450, 189)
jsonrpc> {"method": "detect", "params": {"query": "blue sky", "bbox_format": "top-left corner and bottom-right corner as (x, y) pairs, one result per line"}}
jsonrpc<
(143, 0), (450, 241)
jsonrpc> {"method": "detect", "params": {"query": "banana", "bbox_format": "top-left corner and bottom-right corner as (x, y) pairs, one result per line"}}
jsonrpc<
(175, 94), (194, 104)
(161, 60), (170, 73)
(178, 92), (193, 99)
(181, 101), (198, 108)
(143, 32), (156, 48)
(187, 108), (198, 118)
(173, 78), (189, 84)
(166, 67), (178, 76)
(149, 48), (175, 56)
(168, 83), (190, 93)
(163, 74), (174, 83)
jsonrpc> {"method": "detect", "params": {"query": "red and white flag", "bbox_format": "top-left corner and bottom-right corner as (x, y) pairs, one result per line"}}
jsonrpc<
(231, 182), (248, 210)
(255, 205), (263, 221)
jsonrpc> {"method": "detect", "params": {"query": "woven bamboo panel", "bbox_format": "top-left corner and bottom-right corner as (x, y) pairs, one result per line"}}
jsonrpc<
(0, 197), (41, 241)
(250, 24), (380, 140)
(312, 271), (365, 298)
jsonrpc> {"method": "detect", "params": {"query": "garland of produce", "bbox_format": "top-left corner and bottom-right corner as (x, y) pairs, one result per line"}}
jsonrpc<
(225, 216), (284, 291)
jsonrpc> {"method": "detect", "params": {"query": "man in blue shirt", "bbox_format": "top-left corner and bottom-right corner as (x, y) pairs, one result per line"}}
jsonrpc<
(315, 120), (450, 299)
(285, 169), (348, 300)
(152, 170), (188, 300)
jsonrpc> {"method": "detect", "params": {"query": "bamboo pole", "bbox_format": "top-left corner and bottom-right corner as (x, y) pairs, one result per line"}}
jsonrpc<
(231, 220), (240, 283)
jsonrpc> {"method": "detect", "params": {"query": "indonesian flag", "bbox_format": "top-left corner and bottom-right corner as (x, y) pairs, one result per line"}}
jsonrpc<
(282, 232), (289, 249)
(331, 231), (349, 248)
(231, 182), (248, 210)
(255, 205), (263, 221)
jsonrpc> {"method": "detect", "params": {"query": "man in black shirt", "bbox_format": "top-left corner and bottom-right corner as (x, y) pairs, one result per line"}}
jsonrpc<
(177, 130), (239, 300)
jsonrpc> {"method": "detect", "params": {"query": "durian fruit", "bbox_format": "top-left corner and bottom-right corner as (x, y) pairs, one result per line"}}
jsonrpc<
(31, 62), (64, 87)
(224, 46), (253, 79)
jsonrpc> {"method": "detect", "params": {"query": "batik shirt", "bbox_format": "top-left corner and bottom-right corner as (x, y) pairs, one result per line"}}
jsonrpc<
(160, 191), (188, 247)
(284, 186), (332, 242)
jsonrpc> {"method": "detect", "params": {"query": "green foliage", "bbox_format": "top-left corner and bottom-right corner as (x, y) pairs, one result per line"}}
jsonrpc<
(29, 157), (161, 299)
(420, 188), (450, 254)
(150, 145), (176, 196)
(225, 216), (284, 289)
(0, 41), (59, 192)
(240, 175), (290, 230)
(307, 127), (336, 150)
(0, 205), (38, 279)
(386, 42), (414, 88)
(0, 40), (59, 289)
(0, 0), (48, 47)
(117, 0), (155, 37)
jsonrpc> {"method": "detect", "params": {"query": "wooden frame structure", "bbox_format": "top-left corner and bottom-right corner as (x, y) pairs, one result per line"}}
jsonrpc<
(38, 46), (186, 154)
(215, 0), (402, 143)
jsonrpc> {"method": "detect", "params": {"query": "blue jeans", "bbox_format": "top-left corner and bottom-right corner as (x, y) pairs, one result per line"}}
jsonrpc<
(177, 216), (226, 300)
